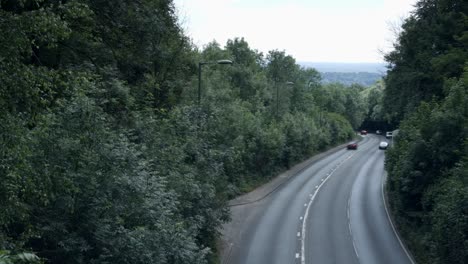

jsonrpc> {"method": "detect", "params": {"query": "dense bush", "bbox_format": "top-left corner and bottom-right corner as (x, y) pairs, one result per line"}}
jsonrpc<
(0, 1), (359, 263)
(383, 1), (468, 262)
(386, 77), (468, 263)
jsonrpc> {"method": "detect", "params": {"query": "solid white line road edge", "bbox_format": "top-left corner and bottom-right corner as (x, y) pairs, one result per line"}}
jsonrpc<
(381, 172), (416, 264)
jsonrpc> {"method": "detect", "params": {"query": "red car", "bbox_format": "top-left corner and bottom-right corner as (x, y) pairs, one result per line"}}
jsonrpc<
(347, 142), (358, 150)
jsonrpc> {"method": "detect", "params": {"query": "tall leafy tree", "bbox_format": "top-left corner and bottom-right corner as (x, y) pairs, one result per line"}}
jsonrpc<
(383, 0), (468, 125)
(225, 37), (264, 100)
(1, 1), (363, 263)
(383, 1), (468, 263)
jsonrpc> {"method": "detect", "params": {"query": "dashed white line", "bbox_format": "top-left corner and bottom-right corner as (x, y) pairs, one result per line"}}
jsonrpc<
(352, 240), (360, 259)
(300, 154), (355, 264)
(347, 167), (360, 262)
(347, 197), (351, 220)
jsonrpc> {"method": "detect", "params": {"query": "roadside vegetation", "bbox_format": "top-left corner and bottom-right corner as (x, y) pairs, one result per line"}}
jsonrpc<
(383, 0), (468, 263)
(0, 1), (373, 263)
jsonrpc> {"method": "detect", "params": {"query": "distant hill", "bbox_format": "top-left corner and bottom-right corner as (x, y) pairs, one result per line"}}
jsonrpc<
(298, 62), (387, 86)
(298, 62), (387, 74)
(320, 72), (383, 87)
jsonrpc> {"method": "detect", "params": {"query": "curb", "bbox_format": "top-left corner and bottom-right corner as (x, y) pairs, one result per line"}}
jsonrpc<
(228, 136), (363, 207)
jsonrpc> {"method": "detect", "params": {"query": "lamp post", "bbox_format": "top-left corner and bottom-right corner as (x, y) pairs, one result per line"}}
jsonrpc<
(198, 59), (233, 105)
(276, 81), (294, 118)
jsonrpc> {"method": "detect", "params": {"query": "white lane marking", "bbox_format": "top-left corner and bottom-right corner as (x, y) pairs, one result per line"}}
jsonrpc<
(381, 173), (416, 264)
(347, 195), (360, 261)
(300, 154), (355, 264)
(347, 196), (351, 220)
(352, 240), (360, 259)
(346, 135), (380, 263)
(347, 203), (350, 220)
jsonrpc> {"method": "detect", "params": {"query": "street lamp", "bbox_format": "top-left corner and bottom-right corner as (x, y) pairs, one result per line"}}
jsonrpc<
(276, 81), (294, 118)
(198, 59), (233, 105)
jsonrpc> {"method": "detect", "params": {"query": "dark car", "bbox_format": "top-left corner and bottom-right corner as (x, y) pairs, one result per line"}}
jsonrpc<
(360, 130), (367, 135)
(347, 142), (358, 150)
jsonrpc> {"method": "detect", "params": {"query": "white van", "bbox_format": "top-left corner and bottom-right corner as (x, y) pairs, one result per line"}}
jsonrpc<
(386, 132), (393, 139)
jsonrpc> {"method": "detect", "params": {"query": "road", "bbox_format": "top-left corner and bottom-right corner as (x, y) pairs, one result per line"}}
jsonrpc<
(221, 134), (414, 264)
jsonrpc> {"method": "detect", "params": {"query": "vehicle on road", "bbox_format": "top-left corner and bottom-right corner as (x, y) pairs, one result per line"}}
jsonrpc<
(360, 130), (367, 135)
(223, 133), (415, 264)
(347, 142), (358, 150)
(386, 132), (393, 139)
(376, 130), (382, 135)
(379, 141), (389, 150)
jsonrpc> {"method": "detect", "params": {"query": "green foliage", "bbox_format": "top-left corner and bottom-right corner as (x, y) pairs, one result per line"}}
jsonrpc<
(431, 170), (468, 264)
(383, 0), (468, 125)
(358, 80), (391, 131)
(363, 81), (384, 120)
(0, 1), (363, 263)
(385, 72), (468, 263)
(225, 38), (264, 100)
(0, 250), (40, 264)
(3, 79), (208, 263)
(323, 112), (355, 143)
(311, 83), (367, 129)
(383, 2), (468, 262)
(266, 50), (299, 83)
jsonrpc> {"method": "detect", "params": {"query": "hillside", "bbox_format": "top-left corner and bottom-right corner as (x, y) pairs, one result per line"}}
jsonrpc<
(298, 62), (387, 73)
(298, 62), (385, 86)
(320, 72), (383, 86)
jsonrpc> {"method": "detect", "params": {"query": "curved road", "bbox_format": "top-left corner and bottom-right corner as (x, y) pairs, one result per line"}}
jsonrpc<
(221, 134), (414, 264)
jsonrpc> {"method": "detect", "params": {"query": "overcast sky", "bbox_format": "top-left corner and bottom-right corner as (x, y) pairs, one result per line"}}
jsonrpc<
(174, 0), (418, 63)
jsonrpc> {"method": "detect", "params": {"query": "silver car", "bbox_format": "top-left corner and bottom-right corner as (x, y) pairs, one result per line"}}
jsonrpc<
(379, 141), (389, 150)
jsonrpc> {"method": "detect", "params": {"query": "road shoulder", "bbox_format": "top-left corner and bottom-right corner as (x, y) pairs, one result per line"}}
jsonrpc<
(220, 137), (363, 263)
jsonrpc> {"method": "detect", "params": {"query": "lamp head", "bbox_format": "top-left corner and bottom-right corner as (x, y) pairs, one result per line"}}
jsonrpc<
(217, 59), (233, 65)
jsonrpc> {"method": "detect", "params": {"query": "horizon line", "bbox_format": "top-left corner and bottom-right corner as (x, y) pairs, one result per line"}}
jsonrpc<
(298, 61), (386, 64)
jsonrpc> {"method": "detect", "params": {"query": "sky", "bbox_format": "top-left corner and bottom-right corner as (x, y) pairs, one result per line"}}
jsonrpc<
(174, 0), (419, 63)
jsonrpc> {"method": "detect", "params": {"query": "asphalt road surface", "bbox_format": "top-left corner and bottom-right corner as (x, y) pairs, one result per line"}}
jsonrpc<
(221, 134), (414, 264)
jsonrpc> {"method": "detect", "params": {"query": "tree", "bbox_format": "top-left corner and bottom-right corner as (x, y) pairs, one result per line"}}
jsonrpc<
(385, 68), (468, 263)
(225, 37), (264, 100)
(0, 2), (365, 262)
(383, 0), (468, 125)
